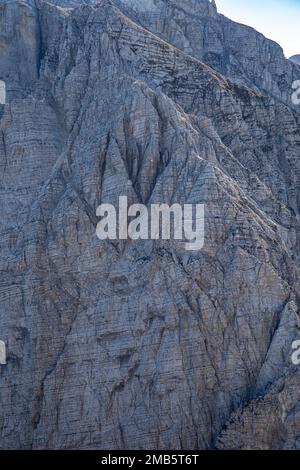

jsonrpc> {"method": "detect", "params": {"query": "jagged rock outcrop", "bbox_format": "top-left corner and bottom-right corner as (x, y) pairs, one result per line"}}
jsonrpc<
(116, 0), (300, 109)
(0, 0), (300, 449)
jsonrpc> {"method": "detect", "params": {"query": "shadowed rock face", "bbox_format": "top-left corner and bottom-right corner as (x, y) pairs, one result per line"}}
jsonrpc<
(0, 0), (300, 450)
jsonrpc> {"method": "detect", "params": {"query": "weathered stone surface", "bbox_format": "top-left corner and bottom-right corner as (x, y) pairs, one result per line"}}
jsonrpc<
(116, 0), (300, 109)
(0, 0), (299, 449)
(290, 55), (300, 66)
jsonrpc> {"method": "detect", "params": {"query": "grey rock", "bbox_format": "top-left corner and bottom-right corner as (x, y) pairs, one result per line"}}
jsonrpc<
(116, 0), (300, 109)
(0, 0), (300, 450)
(290, 55), (300, 66)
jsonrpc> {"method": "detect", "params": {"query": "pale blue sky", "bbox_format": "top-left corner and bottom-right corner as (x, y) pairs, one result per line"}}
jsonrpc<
(216, 0), (300, 58)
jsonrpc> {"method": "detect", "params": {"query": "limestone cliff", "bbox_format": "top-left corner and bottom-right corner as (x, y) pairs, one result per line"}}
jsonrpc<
(0, 0), (299, 449)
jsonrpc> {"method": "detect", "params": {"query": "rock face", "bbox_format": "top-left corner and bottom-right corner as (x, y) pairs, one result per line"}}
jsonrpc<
(0, 0), (300, 450)
(290, 55), (300, 66)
